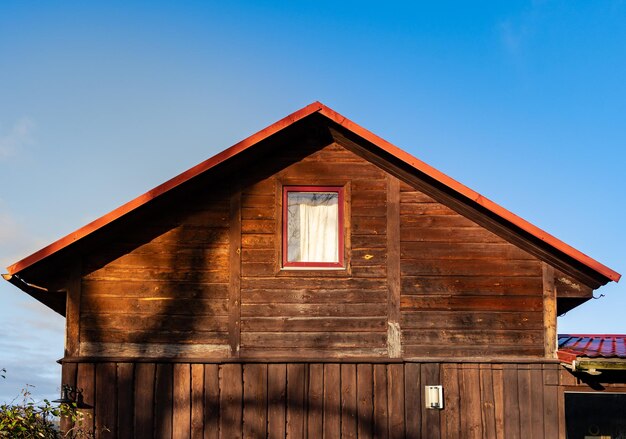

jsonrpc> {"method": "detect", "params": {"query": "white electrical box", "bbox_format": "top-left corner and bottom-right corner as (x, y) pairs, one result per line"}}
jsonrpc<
(425, 385), (444, 409)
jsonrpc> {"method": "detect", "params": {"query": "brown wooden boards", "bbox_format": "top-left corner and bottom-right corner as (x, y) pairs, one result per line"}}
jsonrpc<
(267, 363), (287, 438)
(65, 267), (81, 357)
(441, 364), (459, 437)
(219, 363), (242, 439)
(61, 360), (568, 438)
(286, 363), (305, 437)
(243, 363), (267, 438)
(202, 364), (219, 439)
(78, 190), (231, 358)
(397, 180), (546, 359)
(372, 364), (388, 438)
(387, 175), (401, 359)
(116, 363), (134, 439)
(190, 364), (204, 438)
(173, 364), (191, 439)
(543, 263), (557, 358)
(229, 191), (242, 357)
(239, 143), (389, 358)
(95, 363), (116, 438)
(387, 363), (404, 439)
(155, 363), (173, 439)
(341, 363), (358, 438)
(76, 363), (95, 435)
(324, 363), (341, 437)
(437, 363), (564, 439)
(356, 363), (374, 439)
(134, 363), (155, 438)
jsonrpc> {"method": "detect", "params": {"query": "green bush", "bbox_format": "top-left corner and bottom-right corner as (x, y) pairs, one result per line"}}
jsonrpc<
(0, 369), (92, 438)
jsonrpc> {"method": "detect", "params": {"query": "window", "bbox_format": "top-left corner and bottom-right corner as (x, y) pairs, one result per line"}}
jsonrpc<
(282, 186), (344, 268)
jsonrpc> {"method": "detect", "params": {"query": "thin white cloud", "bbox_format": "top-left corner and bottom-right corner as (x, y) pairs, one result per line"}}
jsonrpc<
(0, 118), (35, 160)
(497, 1), (545, 58)
(498, 19), (528, 55)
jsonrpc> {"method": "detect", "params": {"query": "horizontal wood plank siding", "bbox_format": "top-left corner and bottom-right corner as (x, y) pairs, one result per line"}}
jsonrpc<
(75, 139), (550, 360)
(61, 361), (563, 438)
(240, 142), (389, 358)
(398, 182), (545, 358)
(79, 190), (233, 357)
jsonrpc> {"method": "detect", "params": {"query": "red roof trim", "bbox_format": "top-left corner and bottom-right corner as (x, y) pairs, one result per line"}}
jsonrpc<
(6, 102), (622, 283)
(557, 349), (580, 364)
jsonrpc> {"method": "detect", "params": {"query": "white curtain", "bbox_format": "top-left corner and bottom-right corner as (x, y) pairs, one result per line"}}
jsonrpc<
(298, 201), (338, 262)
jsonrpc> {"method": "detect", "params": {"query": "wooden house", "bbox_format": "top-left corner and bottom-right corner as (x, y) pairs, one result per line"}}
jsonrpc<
(4, 102), (621, 438)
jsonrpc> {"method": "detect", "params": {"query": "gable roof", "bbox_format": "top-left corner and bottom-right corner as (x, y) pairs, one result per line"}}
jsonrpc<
(5, 102), (621, 285)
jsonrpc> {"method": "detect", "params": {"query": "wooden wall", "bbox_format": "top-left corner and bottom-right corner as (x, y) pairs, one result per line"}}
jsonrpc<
(75, 140), (548, 360)
(61, 360), (564, 439)
(239, 143), (389, 358)
(398, 182), (545, 358)
(79, 189), (234, 357)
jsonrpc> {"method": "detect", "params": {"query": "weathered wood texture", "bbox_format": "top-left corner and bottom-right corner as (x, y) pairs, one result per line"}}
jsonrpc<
(79, 190), (233, 357)
(61, 361), (564, 438)
(75, 140), (550, 359)
(398, 181), (545, 358)
(554, 269), (593, 299)
(542, 263), (557, 358)
(386, 175), (401, 358)
(65, 267), (81, 357)
(229, 192), (242, 356)
(239, 143), (389, 358)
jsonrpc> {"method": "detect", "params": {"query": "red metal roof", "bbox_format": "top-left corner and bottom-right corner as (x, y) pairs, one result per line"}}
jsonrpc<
(558, 334), (626, 364)
(5, 102), (623, 283)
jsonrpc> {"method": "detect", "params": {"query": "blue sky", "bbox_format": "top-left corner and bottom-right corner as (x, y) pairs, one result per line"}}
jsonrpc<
(1, 0), (624, 403)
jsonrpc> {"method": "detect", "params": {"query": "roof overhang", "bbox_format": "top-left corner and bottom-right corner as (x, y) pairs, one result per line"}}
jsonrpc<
(559, 334), (626, 374)
(559, 355), (626, 375)
(2, 273), (66, 315)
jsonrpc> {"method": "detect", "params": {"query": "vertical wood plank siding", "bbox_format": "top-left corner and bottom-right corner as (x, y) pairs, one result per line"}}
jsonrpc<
(62, 361), (564, 438)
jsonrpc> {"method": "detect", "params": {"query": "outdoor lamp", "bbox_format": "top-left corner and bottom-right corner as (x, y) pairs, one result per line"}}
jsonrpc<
(52, 384), (76, 405)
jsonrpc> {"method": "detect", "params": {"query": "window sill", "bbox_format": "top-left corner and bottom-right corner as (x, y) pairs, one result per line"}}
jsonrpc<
(281, 266), (346, 271)
(275, 264), (351, 277)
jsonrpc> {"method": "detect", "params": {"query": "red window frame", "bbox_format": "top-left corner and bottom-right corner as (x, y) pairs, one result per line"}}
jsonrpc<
(282, 186), (345, 268)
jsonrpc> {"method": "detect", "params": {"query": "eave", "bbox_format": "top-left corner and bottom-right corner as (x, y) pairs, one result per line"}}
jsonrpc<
(1, 273), (66, 315)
